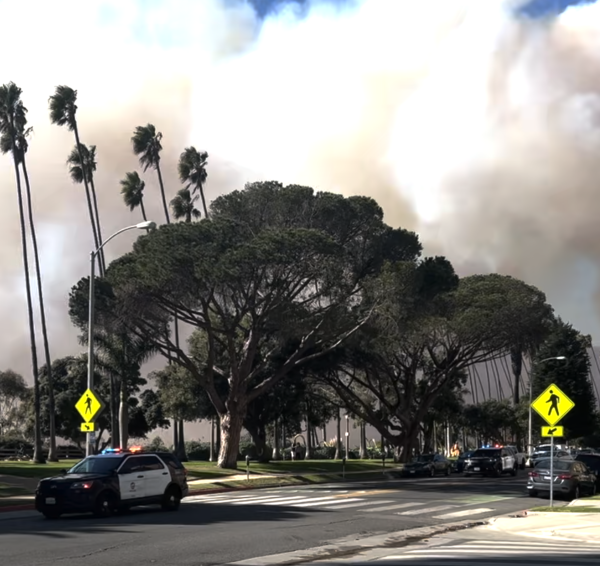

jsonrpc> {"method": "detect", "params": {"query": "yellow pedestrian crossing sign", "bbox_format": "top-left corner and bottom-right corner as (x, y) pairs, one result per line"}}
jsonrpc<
(80, 422), (96, 433)
(75, 388), (104, 423)
(531, 383), (575, 427)
(541, 426), (564, 437)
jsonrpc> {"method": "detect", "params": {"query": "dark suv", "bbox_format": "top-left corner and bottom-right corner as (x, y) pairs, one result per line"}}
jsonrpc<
(35, 448), (188, 519)
(575, 453), (600, 488)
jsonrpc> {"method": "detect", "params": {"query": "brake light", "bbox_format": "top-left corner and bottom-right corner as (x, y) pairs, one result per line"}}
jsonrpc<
(558, 474), (573, 480)
(529, 471), (539, 478)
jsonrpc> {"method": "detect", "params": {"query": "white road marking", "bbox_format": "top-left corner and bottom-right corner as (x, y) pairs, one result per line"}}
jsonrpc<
(432, 507), (494, 519)
(397, 504), (458, 515)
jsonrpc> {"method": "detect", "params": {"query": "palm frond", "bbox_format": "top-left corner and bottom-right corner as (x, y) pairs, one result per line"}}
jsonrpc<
(170, 187), (200, 222)
(48, 85), (78, 130)
(0, 82), (29, 161)
(177, 146), (208, 191)
(120, 171), (145, 211)
(131, 124), (162, 171)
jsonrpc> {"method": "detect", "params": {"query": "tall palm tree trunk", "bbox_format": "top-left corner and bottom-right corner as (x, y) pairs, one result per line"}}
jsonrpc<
(72, 125), (103, 276)
(21, 157), (57, 461)
(11, 155), (44, 464)
(156, 164), (170, 224)
(139, 197), (148, 222)
(199, 183), (208, 219)
(155, 165), (185, 458)
(89, 176), (106, 275)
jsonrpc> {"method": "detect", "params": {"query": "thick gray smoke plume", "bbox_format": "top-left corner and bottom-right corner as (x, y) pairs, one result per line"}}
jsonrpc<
(2, 0), (600, 379)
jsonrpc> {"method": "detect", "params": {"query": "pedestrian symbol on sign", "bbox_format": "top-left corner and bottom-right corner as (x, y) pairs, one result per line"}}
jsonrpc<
(546, 390), (560, 416)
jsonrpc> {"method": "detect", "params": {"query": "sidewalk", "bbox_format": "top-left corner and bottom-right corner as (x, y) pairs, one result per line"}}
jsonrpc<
(486, 498), (600, 543)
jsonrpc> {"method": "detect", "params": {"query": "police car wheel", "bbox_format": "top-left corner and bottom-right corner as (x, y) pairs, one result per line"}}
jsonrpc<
(93, 491), (116, 518)
(161, 486), (181, 511)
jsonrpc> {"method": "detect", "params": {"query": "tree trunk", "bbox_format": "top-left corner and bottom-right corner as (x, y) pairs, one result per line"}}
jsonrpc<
(20, 158), (55, 462)
(199, 183), (209, 219)
(72, 125), (103, 276)
(173, 418), (179, 453)
(246, 421), (270, 462)
(88, 176), (106, 275)
(109, 372), (118, 448)
(139, 197), (148, 222)
(272, 419), (281, 460)
(305, 422), (313, 460)
(156, 163), (171, 224)
(218, 409), (244, 469)
(209, 417), (215, 462)
(322, 426), (326, 445)
(511, 345), (522, 405)
(119, 380), (129, 449)
(11, 154), (44, 464)
(334, 410), (342, 459)
(359, 422), (367, 459)
(178, 419), (188, 461)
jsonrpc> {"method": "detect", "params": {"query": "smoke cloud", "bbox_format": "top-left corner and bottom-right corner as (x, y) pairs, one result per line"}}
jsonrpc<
(2, 0), (600, 380)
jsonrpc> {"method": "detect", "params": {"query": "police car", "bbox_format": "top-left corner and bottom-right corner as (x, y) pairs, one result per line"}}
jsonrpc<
(463, 445), (518, 477)
(35, 447), (188, 519)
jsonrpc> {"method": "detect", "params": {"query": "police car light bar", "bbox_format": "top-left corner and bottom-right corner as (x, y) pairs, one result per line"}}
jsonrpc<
(129, 446), (143, 453)
(101, 448), (123, 454)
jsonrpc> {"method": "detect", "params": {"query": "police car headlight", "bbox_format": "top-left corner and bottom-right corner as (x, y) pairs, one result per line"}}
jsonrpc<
(71, 481), (94, 489)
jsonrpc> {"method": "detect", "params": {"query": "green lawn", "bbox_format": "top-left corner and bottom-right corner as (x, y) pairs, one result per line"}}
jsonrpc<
(0, 458), (393, 481)
(0, 483), (29, 498)
(0, 461), (70, 479)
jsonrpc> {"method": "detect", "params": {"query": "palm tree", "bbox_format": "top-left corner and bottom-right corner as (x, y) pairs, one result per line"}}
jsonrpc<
(178, 147), (209, 218)
(66, 143), (106, 273)
(0, 82), (45, 463)
(120, 172), (148, 221)
(170, 188), (200, 223)
(48, 86), (104, 275)
(131, 124), (170, 223)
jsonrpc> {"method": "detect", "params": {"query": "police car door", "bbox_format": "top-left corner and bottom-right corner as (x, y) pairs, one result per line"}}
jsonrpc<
(138, 455), (171, 498)
(118, 455), (146, 501)
(501, 449), (514, 471)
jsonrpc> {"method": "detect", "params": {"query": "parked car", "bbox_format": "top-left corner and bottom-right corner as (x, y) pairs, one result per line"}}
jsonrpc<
(454, 450), (475, 473)
(527, 458), (597, 499)
(463, 447), (517, 476)
(530, 446), (572, 468)
(506, 446), (526, 470)
(401, 454), (451, 477)
(575, 453), (600, 488)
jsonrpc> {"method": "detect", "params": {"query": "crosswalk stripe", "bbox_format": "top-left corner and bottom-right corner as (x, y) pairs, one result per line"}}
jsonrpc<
(323, 499), (390, 510)
(231, 496), (297, 505)
(433, 507), (494, 519)
(363, 502), (425, 512)
(203, 495), (283, 504)
(397, 504), (458, 515)
(290, 496), (344, 507)
(262, 496), (319, 505)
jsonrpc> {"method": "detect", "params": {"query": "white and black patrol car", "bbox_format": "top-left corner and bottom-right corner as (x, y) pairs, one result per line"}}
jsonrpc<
(35, 447), (188, 519)
(463, 445), (518, 477)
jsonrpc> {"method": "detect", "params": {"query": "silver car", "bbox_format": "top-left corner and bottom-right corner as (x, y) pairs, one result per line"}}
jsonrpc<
(527, 458), (597, 500)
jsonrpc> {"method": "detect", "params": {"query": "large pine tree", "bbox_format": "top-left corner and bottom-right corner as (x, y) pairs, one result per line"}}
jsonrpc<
(531, 319), (598, 440)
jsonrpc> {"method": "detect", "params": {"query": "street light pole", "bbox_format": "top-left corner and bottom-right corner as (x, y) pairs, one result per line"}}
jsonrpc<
(86, 221), (156, 457)
(527, 355), (566, 461)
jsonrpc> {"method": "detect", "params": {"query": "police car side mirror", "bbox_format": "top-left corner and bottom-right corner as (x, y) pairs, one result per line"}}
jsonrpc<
(60, 469), (67, 475)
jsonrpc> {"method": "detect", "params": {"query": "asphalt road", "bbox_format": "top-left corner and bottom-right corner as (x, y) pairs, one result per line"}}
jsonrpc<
(0, 470), (566, 566)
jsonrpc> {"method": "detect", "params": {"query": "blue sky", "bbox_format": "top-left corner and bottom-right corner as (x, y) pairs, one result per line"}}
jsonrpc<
(248, 0), (596, 18)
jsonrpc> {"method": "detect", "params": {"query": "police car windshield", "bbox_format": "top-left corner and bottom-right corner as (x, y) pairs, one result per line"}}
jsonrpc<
(415, 455), (434, 462)
(472, 449), (501, 458)
(68, 456), (122, 474)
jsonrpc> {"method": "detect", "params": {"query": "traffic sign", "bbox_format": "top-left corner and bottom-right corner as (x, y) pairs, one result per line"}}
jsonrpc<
(75, 388), (104, 423)
(531, 383), (575, 427)
(80, 422), (96, 433)
(541, 426), (564, 437)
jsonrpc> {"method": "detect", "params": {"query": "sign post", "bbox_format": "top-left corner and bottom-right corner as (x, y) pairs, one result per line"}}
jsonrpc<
(75, 388), (105, 455)
(531, 383), (575, 507)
